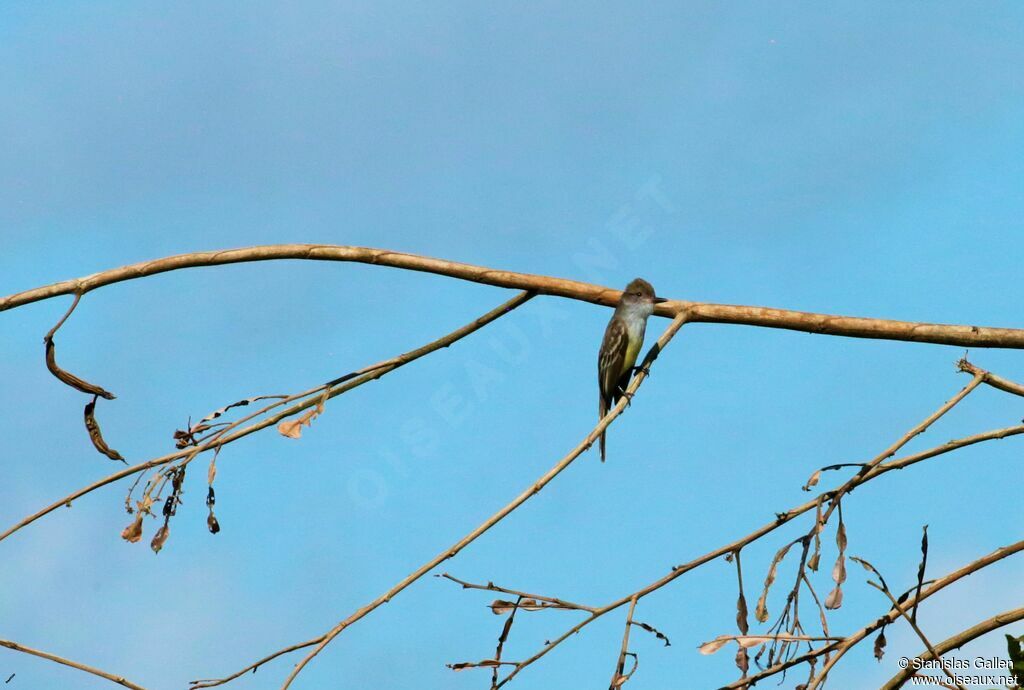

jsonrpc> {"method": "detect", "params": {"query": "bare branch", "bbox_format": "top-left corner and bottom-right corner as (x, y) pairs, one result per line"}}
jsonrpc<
(0, 291), (534, 546)
(0, 637), (147, 690)
(851, 557), (965, 690)
(4, 244), (1024, 347)
(195, 313), (688, 689)
(437, 573), (597, 612)
(881, 606), (1024, 689)
(498, 361), (1024, 686)
(609, 596), (639, 689)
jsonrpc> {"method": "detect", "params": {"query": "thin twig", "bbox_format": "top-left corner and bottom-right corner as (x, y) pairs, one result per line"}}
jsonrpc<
(609, 596), (639, 689)
(438, 573), (597, 612)
(730, 537), (1024, 688)
(498, 362), (1022, 686)
(880, 606), (1024, 689)
(0, 638), (147, 690)
(196, 313), (687, 690)
(869, 582), (965, 690)
(0, 291), (535, 546)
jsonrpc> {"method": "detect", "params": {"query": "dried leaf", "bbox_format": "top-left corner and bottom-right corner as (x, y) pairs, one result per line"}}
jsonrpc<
(836, 519), (847, 553)
(199, 395), (285, 425)
(207, 512), (221, 534)
(808, 552), (820, 572)
(874, 627), (887, 661)
(44, 336), (116, 399)
(120, 515), (143, 543)
(832, 555), (846, 586)
(490, 600), (516, 615)
(698, 636), (731, 655)
(208, 457), (217, 485)
(83, 398), (125, 462)
(151, 524), (169, 554)
(447, 659), (502, 671)
(735, 646), (749, 676)
(802, 469), (821, 492)
(278, 419), (305, 439)
(489, 598), (546, 614)
(911, 526), (928, 623)
(736, 592), (749, 635)
(634, 621), (671, 647)
(824, 585), (843, 610)
(755, 542), (793, 623)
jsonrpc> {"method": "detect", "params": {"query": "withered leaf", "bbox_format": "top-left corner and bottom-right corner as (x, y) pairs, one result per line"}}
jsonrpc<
(489, 599), (546, 615)
(736, 592), (749, 635)
(911, 526), (928, 623)
(735, 647), (749, 676)
(44, 336), (116, 400)
(874, 627), (887, 661)
(808, 552), (820, 572)
(824, 585), (843, 610)
(199, 395), (285, 425)
(447, 659), (502, 671)
(83, 398), (124, 462)
(634, 621), (671, 647)
(802, 469), (821, 492)
(151, 524), (169, 554)
(698, 636), (731, 655)
(207, 512), (221, 534)
(755, 542), (793, 623)
(490, 600), (516, 615)
(120, 515), (143, 543)
(832, 554), (846, 586)
(278, 419), (305, 439)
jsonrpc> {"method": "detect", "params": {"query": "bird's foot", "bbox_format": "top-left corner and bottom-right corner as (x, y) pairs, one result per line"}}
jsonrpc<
(618, 389), (634, 407)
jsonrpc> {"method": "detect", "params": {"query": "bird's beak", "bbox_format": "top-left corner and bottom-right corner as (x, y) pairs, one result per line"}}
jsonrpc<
(653, 297), (669, 304)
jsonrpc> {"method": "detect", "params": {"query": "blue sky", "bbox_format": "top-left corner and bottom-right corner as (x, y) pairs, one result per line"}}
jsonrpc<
(2, 2), (1024, 688)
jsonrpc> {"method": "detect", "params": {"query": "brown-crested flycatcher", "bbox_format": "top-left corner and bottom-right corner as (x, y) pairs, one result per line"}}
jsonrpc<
(597, 278), (667, 461)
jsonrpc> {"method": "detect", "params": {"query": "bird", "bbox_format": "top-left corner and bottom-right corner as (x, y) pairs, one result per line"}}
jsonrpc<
(597, 278), (667, 461)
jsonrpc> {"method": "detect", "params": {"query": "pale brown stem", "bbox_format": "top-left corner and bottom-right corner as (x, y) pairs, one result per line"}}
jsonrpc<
(0, 638), (147, 690)
(870, 583), (966, 690)
(741, 538), (1024, 689)
(266, 314), (686, 690)
(4, 244), (1024, 347)
(438, 573), (597, 612)
(609, 596), (639, 689)
(189, 639), (322, 689)
(957, 357), (1024, 397)
(0, 291), (534, 546)
(880, 606), (1024, 689)
(501, 363), (1020, 686)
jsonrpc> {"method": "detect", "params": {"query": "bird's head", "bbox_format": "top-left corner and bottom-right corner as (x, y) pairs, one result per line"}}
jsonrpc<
(620, 278), (667, 316)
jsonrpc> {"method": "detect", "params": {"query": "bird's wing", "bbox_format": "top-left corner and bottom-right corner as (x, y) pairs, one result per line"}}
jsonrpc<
(598, 316), (629, 462)
(598, 316), (629, 406)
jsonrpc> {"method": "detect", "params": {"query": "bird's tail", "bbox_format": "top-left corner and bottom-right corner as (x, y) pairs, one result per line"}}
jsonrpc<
(598, 396), (608, 462)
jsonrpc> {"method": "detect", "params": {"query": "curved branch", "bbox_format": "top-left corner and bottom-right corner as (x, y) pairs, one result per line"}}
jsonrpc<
(3, 244), (1024, 347)
(0, 637), (147, 690)
(881, 606), (1024, 689)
